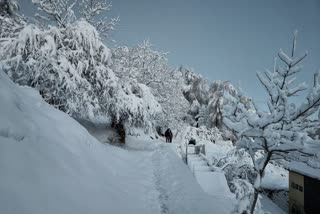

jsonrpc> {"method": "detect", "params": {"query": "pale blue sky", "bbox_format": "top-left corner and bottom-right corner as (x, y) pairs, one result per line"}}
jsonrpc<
(18, 0), (320, 103)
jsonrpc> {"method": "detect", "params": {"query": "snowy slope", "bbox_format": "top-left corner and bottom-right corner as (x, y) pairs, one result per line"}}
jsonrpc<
(0, 70), (233, 214)
(0, 69), (159, 214)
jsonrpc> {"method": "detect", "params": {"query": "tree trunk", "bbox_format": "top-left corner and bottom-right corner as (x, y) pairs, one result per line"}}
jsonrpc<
(112, 120), (126, 144)
(250, 188), (260, 214)
(250, 151), (272, 213)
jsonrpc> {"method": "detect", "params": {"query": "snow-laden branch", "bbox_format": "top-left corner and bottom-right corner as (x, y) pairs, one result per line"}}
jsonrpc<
(32, 0), (119, 38)
(223, 32), (320, 214)
(79, 0), (119, 38)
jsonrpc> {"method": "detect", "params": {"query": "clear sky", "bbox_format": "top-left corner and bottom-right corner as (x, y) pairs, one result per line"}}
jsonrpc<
(18, 0), (320, 103)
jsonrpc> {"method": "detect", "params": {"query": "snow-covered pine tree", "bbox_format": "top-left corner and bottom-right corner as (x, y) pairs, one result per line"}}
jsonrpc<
(224, 32), (320, 213)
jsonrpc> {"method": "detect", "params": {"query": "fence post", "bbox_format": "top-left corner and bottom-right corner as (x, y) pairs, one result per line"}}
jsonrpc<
(195, 145), (200, 155)
(201, 144), (206, 156)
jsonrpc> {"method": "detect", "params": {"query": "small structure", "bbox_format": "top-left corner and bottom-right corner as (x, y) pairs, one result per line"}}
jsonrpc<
(185, 141), (206, 164)
(194, 144), (206, 156)
(288, 162), (320, 214)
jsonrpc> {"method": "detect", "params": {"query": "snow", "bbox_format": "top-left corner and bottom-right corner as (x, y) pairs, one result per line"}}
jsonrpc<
(288, 161), (320, 180)
(195, 171), (235, 198)
(278, 49), (292, 65)
(0, 70), (233, 214)
(260, 195), (286, 214)
(261, 163), (288, 190)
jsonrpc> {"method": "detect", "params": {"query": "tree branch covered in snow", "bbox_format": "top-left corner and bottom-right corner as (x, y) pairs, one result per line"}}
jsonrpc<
(223, 32), (320, 213)
(32, 0), (77, 28)
(80, 0), (119, 38)
(0, 0), (25, 38)
(32, 0), (118, 38)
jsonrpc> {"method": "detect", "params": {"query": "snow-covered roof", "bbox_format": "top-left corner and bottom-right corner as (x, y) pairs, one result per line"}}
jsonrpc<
(288, 161), (320, 180)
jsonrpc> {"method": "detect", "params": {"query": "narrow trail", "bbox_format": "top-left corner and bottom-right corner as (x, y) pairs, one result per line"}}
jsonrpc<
(152, 150), (170, 214)
(123, 140), (173, 214)
(83, 124), (234, 214)
(125, 138), (235, 214)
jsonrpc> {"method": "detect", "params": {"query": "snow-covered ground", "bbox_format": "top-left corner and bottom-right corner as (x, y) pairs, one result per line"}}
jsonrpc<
(0, 70), (234, 214)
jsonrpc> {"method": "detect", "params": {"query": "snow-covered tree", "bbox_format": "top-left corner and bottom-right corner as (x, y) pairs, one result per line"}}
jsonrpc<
(0, 21), (111, 118)
(206, 81), (239, 129)
(0, 0), (18, 15)
(32, 0), (118, 38)
(112, 41), (189, 130)
(0, 0), (24, 38)
(79, 0), (119, 38)
(1, 0), (162, 141)
(182, 67), (209, 125)
(224, 32), (320, 213)
(0, 20), (161, 135)
(32, 0), (77, 27)
(112, 40), (169, 85)
(182, 67), (253, 136)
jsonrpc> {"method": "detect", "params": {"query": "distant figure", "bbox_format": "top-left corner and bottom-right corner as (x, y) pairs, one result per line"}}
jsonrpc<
(165, 128), (173, 143)
(188, 138), (196, 145)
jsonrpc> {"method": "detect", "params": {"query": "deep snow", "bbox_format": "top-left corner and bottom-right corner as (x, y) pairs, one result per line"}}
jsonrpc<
(0, 70), (234, 214)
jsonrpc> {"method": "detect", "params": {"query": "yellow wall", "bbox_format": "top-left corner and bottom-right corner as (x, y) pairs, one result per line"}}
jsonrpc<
(289, 171), (304, 214)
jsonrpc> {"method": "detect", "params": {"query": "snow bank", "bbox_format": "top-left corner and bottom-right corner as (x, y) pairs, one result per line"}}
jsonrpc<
(0, 70), (159, 214)
(195, 171), (235, 198)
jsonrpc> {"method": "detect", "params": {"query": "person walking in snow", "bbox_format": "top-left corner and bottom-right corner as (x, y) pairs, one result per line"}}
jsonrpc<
(165, 128), (173, 143)
(188, 138), (196, 145)
(169, 129), (173, 143)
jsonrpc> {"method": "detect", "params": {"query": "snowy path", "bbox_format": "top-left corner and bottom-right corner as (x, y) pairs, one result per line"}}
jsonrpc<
(125, 138), (236, 214)
(83, 122), (236, 214)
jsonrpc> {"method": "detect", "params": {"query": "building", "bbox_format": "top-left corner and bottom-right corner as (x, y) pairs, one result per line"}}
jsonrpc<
(288, 162), (320, 214)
